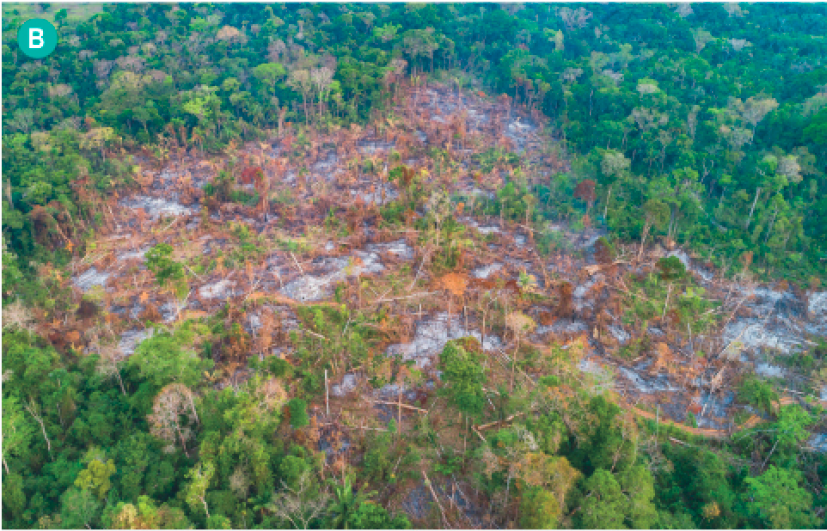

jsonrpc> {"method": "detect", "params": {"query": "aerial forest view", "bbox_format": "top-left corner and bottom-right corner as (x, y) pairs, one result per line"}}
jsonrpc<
(2, 2), (827, 529)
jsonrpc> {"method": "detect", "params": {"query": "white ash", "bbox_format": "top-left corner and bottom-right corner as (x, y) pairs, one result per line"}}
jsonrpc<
(129, 304), (144, 320)
(695, 268), (714, 282)
(312, 152), (340, 172)
(807, 433), (827, 453)
(751, 287), (788, 314)
(367, 240), (415, 260)
(505, 120), (535, 151)
(580, 233), (601, 249)
(377, 383), (408, 400)
(475, 225), (501, 235)
(280, 274), (336, 302)
(159, 302), (185, 323)
(648, 327), (666, 338)
(723, 319), (804, 355)
(608, 325), (631, 345)
(120, 196), (194, 219)
(269, 347), (290, 359)
(578, 358), (614, 392)
(696, 391), (735, 429)
(808, 291), (827, 319)
(280, 315), (300, 331)
(668, 249), (717, 282)
(351, 182), (399, 205)
(198, 279), (235, 300)
(535, 319), (589, 336)
(803, 319), (827, 337)
(248, 313), (262, 332)
(754, 362), (786, 378)
(619, 367), (677, 393)
(118, 328), (154, 356)
(472, 263), (503, 279)
(280, 254), (385, 302)
(385, 312), (504, 369)
(666, 249), (691, 269)
(118, 247), (149, 262)
(579, 358), (611, 377)
(158, 168), (183, 183)
(574, 276), (602, 302)
(73, 267), (110, 292)
(574, 278), (596, 299)
(358, 140), (396, 154)
(465, 108), (489, 123)
(353, 251), (386, 275)
(737, 286), (800, 318)
(331, 374), (360, 397)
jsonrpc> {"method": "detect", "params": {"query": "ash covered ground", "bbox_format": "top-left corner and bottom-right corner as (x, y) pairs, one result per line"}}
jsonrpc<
(59, 81), (826, 522)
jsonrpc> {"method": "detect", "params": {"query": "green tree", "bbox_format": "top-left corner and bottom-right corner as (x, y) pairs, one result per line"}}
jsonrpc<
(737, 376), (778, 415)
(207, 514), (233, 529)
(185, 461), (216, 520)
(638, 198), (670, 259)
(1, 395), (35, 474)
(520, 487), (561, 529)
(579, 469), (627, 529)
(287, 398), (309, 429)
(60, 488), (102, 530)
(2, 472), (27, 521)
(129, 329), (212, 388)
(346, 502), (410, 529)
(329, 475), (373, 529)
(439, 340), (486, 420)
(75, 457), (117, 500)
(108, 496), (191, 529)
(742, 466), (817, 528)
(619, 465), (658, 528)
(146, 243), (185, 288)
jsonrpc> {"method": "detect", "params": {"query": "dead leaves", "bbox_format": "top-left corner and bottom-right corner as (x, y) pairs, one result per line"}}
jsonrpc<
(506, 312), (537, 336)
(136, 171), (154, 188)
(181, 310), (209, 320)
(648, 342), (673, 376)
(63, 330), (82, 350)
(439, 272), (468, 297)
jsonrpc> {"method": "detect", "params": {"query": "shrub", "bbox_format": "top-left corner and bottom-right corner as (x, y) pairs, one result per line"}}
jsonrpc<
(287, 398), (309, 428)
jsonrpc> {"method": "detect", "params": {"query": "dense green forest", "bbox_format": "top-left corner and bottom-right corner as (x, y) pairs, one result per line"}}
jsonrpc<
(3, 3), (827, 529)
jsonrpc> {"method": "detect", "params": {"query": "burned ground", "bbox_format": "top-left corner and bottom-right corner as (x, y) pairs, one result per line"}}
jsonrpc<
(44, 81), (827, 523)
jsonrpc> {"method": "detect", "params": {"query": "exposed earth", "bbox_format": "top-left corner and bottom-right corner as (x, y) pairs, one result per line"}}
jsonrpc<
(56, 82), (827, 517)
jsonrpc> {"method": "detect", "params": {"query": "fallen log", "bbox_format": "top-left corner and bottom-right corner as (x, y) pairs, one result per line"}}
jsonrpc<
(474, 412), (525, 432)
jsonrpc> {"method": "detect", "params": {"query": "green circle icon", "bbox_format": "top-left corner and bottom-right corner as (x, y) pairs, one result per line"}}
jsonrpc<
(18, 19), (58, 59)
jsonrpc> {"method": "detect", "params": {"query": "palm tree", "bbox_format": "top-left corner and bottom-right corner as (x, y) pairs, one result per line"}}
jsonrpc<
(329, 476), (373, 529)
